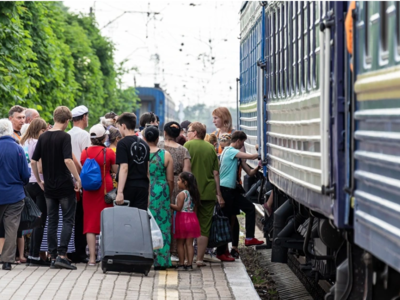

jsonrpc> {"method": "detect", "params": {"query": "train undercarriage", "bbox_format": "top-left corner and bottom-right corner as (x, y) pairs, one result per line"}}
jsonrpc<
(246, 175), (400, 300)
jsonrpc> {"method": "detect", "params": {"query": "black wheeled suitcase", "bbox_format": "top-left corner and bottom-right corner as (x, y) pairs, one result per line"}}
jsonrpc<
(100, 201), (154, 275)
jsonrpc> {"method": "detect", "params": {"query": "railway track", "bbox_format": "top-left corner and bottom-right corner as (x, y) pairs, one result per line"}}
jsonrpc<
(254, 203), (330, 300)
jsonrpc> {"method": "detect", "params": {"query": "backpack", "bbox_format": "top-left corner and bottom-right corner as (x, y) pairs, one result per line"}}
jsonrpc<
(81, 148), (105, 191)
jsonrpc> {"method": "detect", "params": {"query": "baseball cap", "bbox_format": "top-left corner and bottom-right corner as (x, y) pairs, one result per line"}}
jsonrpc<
(89, 124), (109, 138)
(180, 120), (191, 130)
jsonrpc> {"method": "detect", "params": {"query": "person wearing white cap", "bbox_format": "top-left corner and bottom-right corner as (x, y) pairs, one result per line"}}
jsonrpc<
(67, 105), (90, 264)
(80, 124), (117, 265)
(68, 105), (90, 162)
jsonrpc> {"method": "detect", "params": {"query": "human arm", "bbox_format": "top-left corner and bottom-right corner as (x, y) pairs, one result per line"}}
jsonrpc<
(170, 191), (185, 212)
(116, 164), (128, 205)
(64, 159), (81, 192)
(31, 137), (44, 190)
(31, 160), (44, 190)
(235, 151), (259, 160)
(213, 170), (224, 207)
(165, 151), (175, 203)
(241, 160), (261, 177)
(183, 148), (191, 172)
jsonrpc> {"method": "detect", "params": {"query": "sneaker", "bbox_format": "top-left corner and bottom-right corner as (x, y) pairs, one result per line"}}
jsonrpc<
(176, 265), (186, 271)
(29, 259), (51, 267)
(170, 255), (179, 262)
(54, 256), (77, 270)
(216, 254), (235, 262)
(245, 238), (265, 247)
(230, 249), (240, 259)
(203, 254), (221, 263)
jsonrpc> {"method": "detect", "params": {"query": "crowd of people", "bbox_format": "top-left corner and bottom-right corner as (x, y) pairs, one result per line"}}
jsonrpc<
(0, 104), (264, 271)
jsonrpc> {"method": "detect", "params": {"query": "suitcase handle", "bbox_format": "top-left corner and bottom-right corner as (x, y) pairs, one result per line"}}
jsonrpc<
(113, 200), (130, 206)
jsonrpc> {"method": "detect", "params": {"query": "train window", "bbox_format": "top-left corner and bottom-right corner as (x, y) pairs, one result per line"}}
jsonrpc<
(310, 2), (316, 89)
(277, 8), (280, 98)
(365, 2), (370, 58)
(380, 2), (388, 53)
(304, 2), (310, 91)
(299, 2), (304, 92)
(284, 3), (290, 97)
(288, 2), (293, 96)
(271, 13), (276, 98)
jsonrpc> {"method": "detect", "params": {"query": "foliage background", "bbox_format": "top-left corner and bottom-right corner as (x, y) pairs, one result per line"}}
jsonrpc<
(0, 1), (140, 126)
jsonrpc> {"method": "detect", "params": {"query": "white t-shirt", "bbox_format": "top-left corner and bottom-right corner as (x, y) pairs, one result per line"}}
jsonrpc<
(24, 138), (44, 183)
(68, 126), (91, 164)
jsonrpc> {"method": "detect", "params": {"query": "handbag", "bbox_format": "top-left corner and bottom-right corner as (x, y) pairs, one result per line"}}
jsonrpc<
(207, 202), (232, 248)
(19, 187), (42, 231)
(103, 148), (117, 204)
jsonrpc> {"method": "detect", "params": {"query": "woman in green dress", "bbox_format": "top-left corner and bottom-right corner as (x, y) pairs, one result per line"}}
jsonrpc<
(143, 126), (174, 269)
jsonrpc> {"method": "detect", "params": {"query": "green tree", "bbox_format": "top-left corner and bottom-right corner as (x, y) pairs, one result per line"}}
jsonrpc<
(0, 2), (40, 116)
(0, 1), (139, 125)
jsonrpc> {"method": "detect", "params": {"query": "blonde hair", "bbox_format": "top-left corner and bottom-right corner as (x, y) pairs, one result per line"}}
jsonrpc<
(212, 107), (232, 132)
(204, 134), (210, 142)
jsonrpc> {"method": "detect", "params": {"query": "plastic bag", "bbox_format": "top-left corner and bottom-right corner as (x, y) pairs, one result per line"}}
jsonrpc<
(148, 210), (164, 250)
(19, 188), (42, 231)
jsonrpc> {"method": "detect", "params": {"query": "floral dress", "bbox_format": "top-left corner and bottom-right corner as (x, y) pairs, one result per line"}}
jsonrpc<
(149, 149), (172, 268)
(157, 141), (191, 255)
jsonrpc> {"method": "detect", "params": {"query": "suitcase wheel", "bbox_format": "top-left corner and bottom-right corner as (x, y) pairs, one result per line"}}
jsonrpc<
(102, 267), (107, 274)
(144, 270), (149, 276)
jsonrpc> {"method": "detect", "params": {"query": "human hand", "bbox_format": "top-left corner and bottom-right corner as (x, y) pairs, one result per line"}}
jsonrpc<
(74, 180), (81, 192)
(115, 192), (124, 205)
(38, 181), (45, 191)
(217, 195), (225, 208)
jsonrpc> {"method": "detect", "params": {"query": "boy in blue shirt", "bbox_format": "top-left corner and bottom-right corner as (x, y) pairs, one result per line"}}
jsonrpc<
(217, 131), (264, 261)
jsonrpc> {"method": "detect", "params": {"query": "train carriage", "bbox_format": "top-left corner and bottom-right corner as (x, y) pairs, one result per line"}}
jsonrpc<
(353, 0), (400, 284)
(135, 85), (176, 131)
(239, 2), (264, 169)
(239, 1), (400, 299)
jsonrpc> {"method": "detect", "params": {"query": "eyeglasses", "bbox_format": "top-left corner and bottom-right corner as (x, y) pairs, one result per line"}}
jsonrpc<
(187, 130), (195, 133)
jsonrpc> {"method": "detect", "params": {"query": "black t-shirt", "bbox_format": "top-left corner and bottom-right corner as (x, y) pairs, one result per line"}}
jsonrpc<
(116, 135), (150, 189)
(32, 131), (75, 198)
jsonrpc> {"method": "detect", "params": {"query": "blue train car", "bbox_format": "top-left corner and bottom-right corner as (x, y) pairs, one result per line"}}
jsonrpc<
(135, 85), (176, 130)
(239, 2), (264, 169)
(239, 1), (400, 298)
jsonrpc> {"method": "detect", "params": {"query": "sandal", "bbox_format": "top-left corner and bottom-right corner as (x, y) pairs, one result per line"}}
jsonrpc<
(87, 261), (96, 266)
(196, 260), (207, 267)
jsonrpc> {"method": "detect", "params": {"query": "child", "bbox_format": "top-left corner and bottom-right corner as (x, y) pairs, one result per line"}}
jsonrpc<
(170, 172), (201, 270)
(208, 133), (218, 149)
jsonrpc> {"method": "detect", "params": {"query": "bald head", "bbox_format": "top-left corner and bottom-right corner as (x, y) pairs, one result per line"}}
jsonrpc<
(25, 109), (40, 124)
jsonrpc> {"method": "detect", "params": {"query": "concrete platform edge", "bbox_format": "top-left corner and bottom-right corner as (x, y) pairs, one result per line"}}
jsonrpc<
(222, 259), (261, 300)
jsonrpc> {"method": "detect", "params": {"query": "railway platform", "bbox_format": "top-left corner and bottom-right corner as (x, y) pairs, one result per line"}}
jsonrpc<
(0, 256), (259, 300)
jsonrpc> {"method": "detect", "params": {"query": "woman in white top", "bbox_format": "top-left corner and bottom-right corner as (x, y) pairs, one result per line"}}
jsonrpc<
(21, 118), (48, 265)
